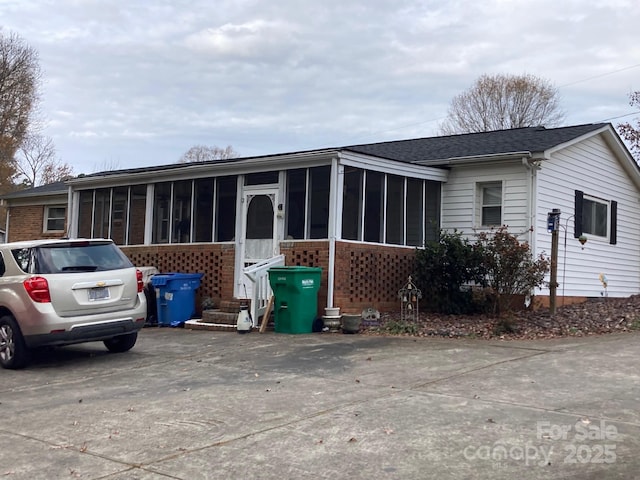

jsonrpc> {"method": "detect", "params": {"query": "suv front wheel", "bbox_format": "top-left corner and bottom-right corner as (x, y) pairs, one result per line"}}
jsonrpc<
(103, 332), (138, 353)
(0, 315), (30, 369)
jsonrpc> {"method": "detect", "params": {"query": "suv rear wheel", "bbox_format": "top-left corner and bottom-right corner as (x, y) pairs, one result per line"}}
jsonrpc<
(103, 332), (138, 353)
(0, 315), (30, 369)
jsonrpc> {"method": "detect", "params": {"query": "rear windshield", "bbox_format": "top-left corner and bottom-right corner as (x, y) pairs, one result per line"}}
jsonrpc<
(12, 242), (133, 274)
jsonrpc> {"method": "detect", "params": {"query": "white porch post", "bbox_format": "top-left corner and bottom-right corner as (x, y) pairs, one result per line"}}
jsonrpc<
(327, 155), (341, 308)
(67, 186), (76, 238)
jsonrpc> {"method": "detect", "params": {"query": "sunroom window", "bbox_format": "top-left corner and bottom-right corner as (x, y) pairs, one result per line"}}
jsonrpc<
(284, 166), (330, 240)
(340, 167), (441, 246)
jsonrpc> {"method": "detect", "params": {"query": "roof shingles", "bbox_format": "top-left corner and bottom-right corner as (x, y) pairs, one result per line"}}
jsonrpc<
(343, 123), (608, 163)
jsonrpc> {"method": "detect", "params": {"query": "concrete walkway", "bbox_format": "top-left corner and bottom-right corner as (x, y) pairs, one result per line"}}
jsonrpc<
(1, 329), (639, 479)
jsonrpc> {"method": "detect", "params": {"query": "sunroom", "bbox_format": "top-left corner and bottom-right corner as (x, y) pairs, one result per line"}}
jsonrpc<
(66, 150), (448, 320)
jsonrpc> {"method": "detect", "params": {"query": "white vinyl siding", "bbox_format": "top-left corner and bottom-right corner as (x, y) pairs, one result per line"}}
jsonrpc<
(441, 161), (529, 236)
(535, 135), (640, 298)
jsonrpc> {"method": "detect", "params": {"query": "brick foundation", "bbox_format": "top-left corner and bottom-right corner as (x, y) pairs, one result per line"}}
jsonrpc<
(121, 240), (420, 318)
(333, 241), (416, 314)
(121, 243), (236, 315)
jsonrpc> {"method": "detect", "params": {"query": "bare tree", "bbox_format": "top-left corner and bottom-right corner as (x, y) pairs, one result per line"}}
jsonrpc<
(179, 145), (239, 163)
(617, 91), (640, 161)
(93, 157), (122, 173)
(0, 31), (41, 167)
(16, 134), (72, 187)
(440, 73), (565, 135)
(40, 160), (73, 185)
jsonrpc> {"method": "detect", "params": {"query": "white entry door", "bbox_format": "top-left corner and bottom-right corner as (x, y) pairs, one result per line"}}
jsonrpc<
(237, 188), (279, 298)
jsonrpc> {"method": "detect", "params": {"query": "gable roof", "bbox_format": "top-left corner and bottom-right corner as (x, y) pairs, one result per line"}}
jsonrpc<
(70, 123), (615, 183)
(342, 123), (610, 164)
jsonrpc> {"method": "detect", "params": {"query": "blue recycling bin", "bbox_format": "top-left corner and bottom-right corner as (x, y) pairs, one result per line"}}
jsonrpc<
(150, 273), (204, 327)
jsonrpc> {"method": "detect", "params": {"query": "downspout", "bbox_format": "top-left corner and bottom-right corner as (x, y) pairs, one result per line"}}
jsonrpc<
(327, 156), (340, 308)
(3, 201), (9, 242)
(522, 156), (540, 305)
(522, 157), (540, 247)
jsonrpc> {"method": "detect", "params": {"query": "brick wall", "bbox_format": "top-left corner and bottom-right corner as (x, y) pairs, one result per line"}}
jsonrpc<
(279, 241), (331, 318)
(333, 241), (416, 313)
(7, 205), (67, 242)
(280, 240), (417, 315)
(121, 243), (236, 314)
(120, 240), (418, 317)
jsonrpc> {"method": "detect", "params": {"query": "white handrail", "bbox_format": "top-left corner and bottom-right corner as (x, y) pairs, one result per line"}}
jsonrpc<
(243, 254), (285, 328)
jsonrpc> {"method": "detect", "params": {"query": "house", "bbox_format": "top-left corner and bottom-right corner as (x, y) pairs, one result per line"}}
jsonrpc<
(2, 123), (639, 320)
(1, 181), (69, 241)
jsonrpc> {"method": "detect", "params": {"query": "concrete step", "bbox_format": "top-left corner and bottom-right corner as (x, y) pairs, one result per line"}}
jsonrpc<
(188, 299), (272, 332)
(218, 298), (251, 313)
(184, 318), (274, 332)
(202, 309), (238, 325)
(184, 320), (237, 332)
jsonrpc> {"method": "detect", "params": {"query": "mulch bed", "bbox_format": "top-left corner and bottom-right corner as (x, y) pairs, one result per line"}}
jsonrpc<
(362, 295), (640, 340)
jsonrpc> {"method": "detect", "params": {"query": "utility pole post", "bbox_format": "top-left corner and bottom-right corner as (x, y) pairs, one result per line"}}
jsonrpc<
(547, 209), (561, 315)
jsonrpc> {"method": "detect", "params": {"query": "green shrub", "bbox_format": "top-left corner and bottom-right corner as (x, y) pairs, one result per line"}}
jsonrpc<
(414, 230), (485, 314)
(414, 227), (549, 317)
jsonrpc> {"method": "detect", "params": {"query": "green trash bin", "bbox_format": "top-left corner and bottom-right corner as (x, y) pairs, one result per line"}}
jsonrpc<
(268, 266), (322, 334)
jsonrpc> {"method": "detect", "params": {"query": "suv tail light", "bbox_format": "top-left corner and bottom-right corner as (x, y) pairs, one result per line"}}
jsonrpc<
(24, 276), (51, 303)
(136, 269), (144, 293)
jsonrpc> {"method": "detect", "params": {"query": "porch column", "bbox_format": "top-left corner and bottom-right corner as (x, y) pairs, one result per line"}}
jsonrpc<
(327, 156), (341, 308)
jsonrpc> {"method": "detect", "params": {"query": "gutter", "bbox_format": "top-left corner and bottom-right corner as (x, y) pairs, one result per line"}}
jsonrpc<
(67, 150), (340, 188)
(412, 151), (532, 166)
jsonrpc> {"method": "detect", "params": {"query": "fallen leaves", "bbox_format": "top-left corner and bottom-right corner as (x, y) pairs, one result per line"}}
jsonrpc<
(364, 295), (640, 340)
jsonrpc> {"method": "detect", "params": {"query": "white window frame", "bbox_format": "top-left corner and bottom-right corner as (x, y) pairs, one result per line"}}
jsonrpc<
(44, 205), (66, 233)
(476, 181), (503, 227)
(582, 194), (610, 240)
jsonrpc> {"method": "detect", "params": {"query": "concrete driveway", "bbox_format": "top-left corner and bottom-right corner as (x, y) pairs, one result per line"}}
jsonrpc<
(1, 328), (639, 479)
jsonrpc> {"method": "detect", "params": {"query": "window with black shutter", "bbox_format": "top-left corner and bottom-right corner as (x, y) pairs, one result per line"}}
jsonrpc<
(574, 190), (616, 244)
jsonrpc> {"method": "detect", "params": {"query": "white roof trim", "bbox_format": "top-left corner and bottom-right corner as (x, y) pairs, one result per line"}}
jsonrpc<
(338, 151), (449, 182)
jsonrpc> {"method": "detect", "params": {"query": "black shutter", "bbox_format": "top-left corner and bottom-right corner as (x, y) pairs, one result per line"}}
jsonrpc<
(610, 200), (617, 245)
(574, 190), (583, 238)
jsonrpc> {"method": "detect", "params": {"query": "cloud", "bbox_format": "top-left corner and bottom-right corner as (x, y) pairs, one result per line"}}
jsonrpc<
(1, 0), (638, 173)
(183, 19), (299, 60)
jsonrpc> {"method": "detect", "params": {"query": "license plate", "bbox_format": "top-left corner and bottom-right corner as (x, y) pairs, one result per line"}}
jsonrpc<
(88, 286), (110, 301)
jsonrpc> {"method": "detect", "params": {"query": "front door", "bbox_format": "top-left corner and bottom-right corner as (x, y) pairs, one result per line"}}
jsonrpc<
(237, 188), (279, 298)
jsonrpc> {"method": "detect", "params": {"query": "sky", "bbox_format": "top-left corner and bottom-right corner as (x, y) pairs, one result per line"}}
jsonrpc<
(1, 0), (639, 175)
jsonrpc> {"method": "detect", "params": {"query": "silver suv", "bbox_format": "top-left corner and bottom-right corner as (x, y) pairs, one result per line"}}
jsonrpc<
(0, 239), (147, 369)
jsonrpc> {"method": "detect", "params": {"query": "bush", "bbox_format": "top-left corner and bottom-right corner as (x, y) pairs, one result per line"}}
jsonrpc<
(414, 227), (549, 317)
(476, 227), (549, 315)
(414, 230), (485, 314)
